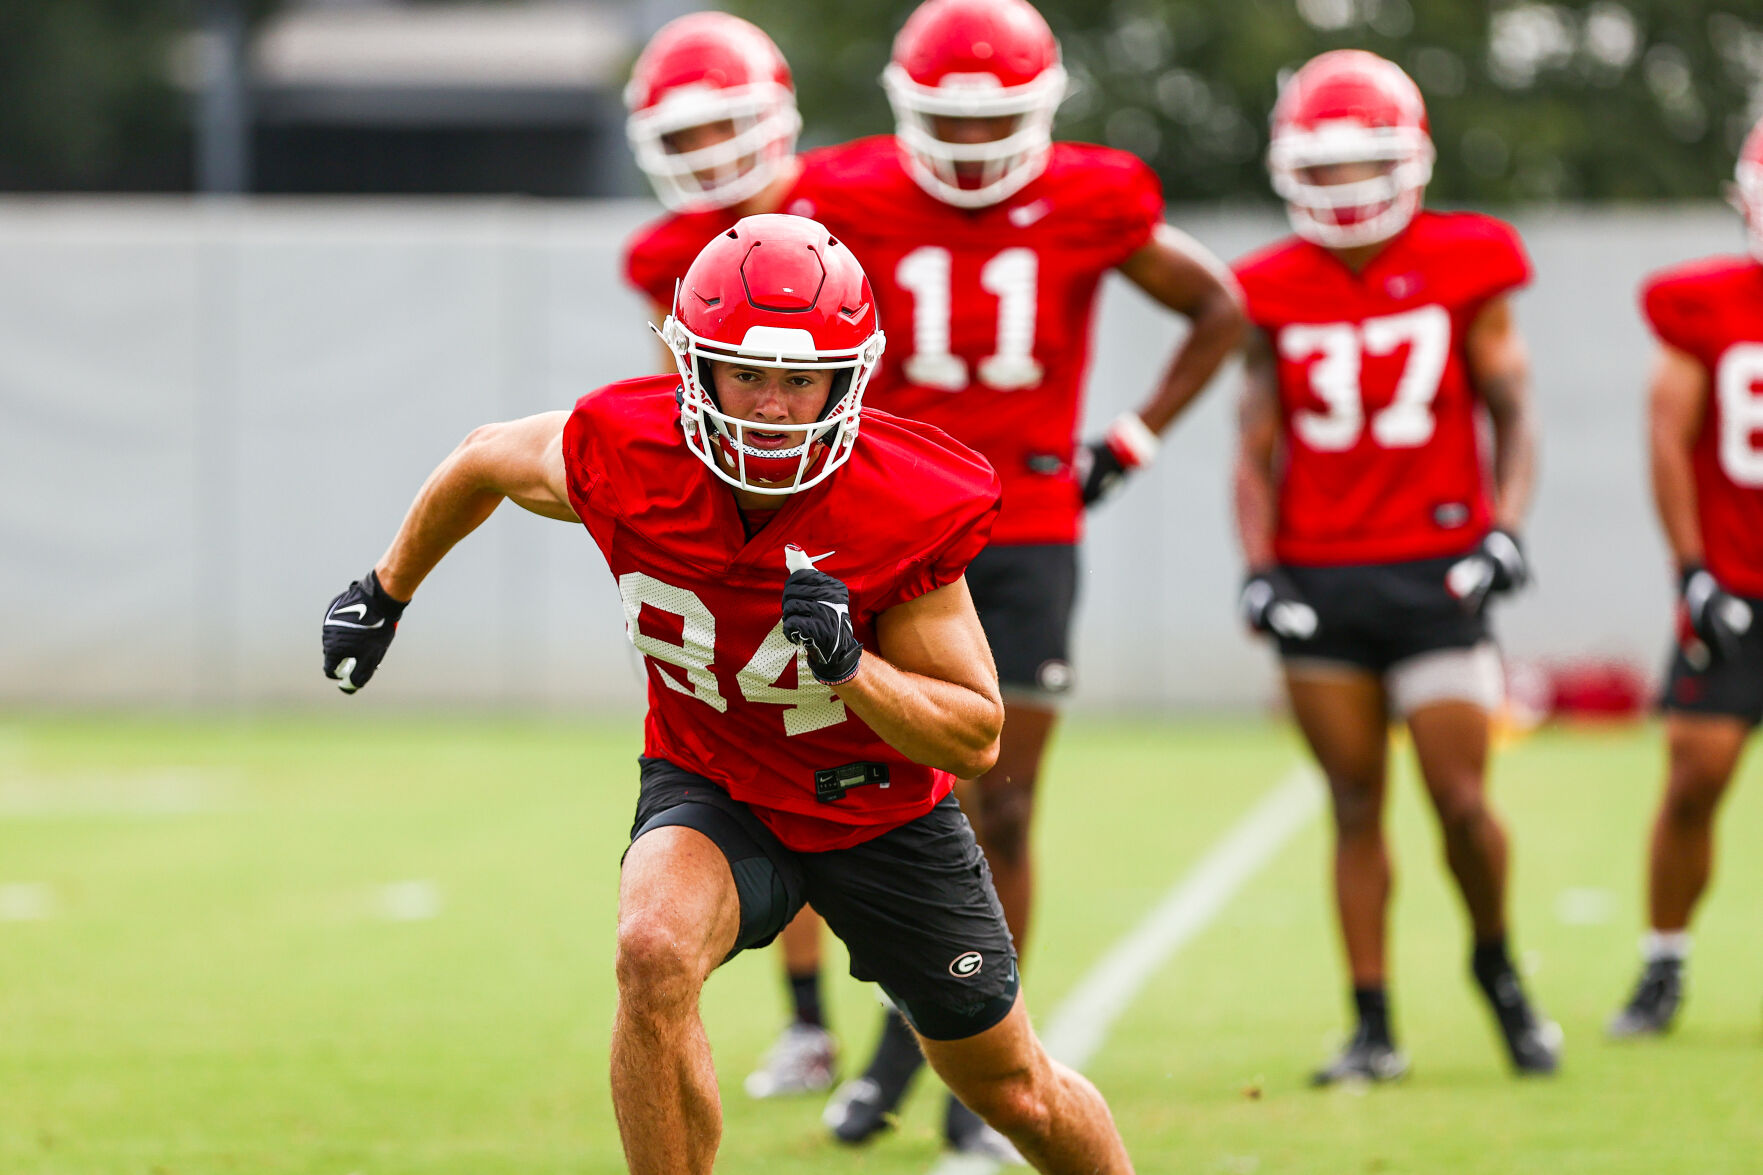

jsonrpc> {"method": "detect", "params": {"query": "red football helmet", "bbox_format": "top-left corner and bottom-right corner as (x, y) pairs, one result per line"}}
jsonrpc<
(661, 215), (886, 494)
(1734, 116), (1763, 260)
(1268, 50), (1435, 249)
(882, 0), (1067, 209)
(624, 13), (801, 212)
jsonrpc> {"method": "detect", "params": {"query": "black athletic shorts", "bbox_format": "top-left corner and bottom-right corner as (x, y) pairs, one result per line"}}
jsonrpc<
(965, 542), (1078, 700)
(1659, 596), (1763, 725)
(628, 757), (1021, 1041)
(1278, 554), (1490, 673)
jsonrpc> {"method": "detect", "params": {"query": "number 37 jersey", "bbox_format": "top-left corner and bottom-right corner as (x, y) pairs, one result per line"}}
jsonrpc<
(1641, 256), (1763, 597)
(562, 376), (1001, 852)
(787, 136), (1164, 546)
(1233, 211), (1532, 567)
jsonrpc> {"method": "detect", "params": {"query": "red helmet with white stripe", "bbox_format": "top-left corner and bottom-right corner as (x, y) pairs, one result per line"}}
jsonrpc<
(660, 215), (885, 494)
(882, 0), (1067, 209)
(1734, 116), (1763, 261)
(1268, 50), (1435, 249)
(624, 13), (801, 212)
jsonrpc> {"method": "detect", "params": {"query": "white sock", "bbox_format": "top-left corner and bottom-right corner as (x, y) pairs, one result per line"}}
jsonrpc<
(1641, 930), (1691, 962)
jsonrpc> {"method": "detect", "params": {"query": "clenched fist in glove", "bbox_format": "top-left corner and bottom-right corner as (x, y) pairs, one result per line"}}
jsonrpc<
(781, 546), (864, 686)
(1445, 528), (1530, 613)
(1240, 568), (1319, 641)
(322, 569), (408, 693)
(1679, 563), (1754, 668)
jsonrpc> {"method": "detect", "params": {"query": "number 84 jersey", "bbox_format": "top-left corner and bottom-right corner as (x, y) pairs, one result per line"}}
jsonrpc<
(1641, 255), (1763, 597)
(787, 136), (1165, 546)
(1233, 210), (1533, 566)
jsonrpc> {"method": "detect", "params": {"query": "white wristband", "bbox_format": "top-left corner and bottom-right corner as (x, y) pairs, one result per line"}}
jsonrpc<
(1106, 412), (1160, 469)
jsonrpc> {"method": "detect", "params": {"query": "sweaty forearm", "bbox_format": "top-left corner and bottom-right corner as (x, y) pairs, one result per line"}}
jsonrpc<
(1650, 438), (1703, 568)
(833, 655), (1002, 780)
(1483, 378), (1538, 530)
(375, 436), (507, 600)
(1136, 292), (1247, 434)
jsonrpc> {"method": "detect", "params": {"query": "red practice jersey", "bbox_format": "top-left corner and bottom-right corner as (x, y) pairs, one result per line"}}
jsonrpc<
(1641, 256), (1763, 597)
(1234, 210), (1532, 566)
(624, 208), (745, 310)
(562, 376), (1001, 851)
(786, 136), (1164, 546)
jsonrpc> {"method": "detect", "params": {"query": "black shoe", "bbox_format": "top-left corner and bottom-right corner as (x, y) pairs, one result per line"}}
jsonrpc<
(1480, 969), (1563, 1075)
(1608, 958), (1684, 1038)
(822, 1009), (923, 1145)
(944, 1094), (1027, 1165)
(1310, 1024), (1409, 1086)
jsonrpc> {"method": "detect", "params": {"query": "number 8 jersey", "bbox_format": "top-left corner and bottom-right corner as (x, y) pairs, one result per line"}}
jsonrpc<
(1641, 255), (1763, 597)
(562, 376), (1001, 852)
(785, 136), (1164, 546)
(1233, 210), (1532, 566)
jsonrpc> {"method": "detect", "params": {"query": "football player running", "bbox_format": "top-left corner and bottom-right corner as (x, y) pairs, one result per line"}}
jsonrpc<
(621, 13), (840, 1100)
(1232, 51), (1559, 1084)
(1609, 118), (1763, 1037)
(321, 215), (1138, 1175)
(787, 0), (1245, 1151)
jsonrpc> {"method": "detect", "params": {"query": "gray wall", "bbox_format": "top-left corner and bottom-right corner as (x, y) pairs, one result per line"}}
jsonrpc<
(0, 198), (1740, 711)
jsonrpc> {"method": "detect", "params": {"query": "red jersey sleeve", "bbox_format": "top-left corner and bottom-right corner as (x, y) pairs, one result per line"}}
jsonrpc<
(1079, 148), (1165, 267)
(1452, 213), (1533, 308)
(863, 421), (1002, 613)
(1640, 269), (1707, 356)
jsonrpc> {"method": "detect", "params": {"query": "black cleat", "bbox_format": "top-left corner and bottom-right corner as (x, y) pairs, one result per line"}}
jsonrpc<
(1481, 969), (1563, 1075)
(823, 1009), (923, 1145)
(1310, 1024), (1410, 1086)
(1608, 958), (1684, 1038)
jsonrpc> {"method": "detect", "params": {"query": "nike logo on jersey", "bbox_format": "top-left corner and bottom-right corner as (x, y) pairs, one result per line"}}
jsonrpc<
(1007, 199), (1052, 228)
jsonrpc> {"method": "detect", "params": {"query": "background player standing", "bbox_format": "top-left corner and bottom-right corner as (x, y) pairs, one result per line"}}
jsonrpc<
(321, 214), (1139, 1175)
(1609, 117), (1763, 1037)
(1231, 50), (1559, 1084)
(785, 0), (1245, 1150)
(621, 13), (839, 1099)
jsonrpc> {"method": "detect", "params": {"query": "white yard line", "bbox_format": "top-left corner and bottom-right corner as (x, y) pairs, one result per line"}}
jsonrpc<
(929, 766), (1323, 1175)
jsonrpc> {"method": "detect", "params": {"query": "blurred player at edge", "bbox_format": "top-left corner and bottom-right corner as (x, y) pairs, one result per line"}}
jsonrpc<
(1609, 117), (1763, 1038)
(321, 215), (1137, 1175)
(1231, 50), (1560, 1084)
(622, 11), (839, 1103)
(781, 0), (1243, 1150)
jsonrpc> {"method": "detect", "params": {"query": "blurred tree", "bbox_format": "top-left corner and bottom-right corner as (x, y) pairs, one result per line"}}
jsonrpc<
(730, 0), (1763, 205)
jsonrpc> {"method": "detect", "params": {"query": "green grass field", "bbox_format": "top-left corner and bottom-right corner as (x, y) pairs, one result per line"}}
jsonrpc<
(2, 715), (1760, 1174)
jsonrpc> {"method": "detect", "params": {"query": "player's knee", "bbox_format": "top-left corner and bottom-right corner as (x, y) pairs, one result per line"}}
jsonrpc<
(973, 783), (1036, 865)
(1432, 786), (1491, 838)
(1661, 772), (1725, 829)
(614, 917), (705, 1010)
(1328, 781), (1382, 838)
(960, 1071), (1051, 1142)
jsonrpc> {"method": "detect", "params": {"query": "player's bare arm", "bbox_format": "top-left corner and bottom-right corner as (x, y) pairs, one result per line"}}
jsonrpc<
(1232, 327), (1282, 574)
(375, 411), (577, 600)
(1116, 223), (1248, 433)
(1646, 342), (1709, 568)
(1465, 294), (1539, 530)
(836, 576), (1004, 780)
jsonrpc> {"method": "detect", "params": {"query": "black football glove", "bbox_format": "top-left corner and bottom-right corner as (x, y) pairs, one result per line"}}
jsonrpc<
(1076, 413), (1160, 507)
(1240, 568), (1319, 641)
(1679, 563), (1753, 669)
(781, 558), (863, 687)
(1446, 528), (1530, 613)
(322, 569), (408, 693)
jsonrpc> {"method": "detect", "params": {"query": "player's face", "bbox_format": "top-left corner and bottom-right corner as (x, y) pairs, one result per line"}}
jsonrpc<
(929, 114), (1021, 186)
(710, 361), (835, 450)
(1300, 159), (1392, 187)
(662, 118), (747, 187)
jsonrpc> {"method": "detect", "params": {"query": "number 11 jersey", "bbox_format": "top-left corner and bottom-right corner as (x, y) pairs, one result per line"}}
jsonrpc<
(1234, 210), (1532, 567)
(785, 136), (1165, 546)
